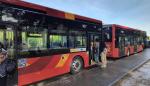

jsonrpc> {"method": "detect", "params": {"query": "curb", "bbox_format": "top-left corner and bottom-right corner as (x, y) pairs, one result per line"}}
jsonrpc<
(109, 58), (150, 86)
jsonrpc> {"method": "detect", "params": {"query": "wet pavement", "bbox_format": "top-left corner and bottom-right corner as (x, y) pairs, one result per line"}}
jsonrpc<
(114, 60), (150, 86)
(32, 48), (150, 86)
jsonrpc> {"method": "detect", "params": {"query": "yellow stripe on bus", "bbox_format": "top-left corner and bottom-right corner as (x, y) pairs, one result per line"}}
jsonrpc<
(65, 12), (75, 20)
(70, 49), (78, 52)
(56, 54), (70, 68)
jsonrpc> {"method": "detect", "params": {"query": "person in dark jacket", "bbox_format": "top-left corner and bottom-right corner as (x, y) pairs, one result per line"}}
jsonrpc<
(0, 48), (15, 86)
(93, 39), (100, 64)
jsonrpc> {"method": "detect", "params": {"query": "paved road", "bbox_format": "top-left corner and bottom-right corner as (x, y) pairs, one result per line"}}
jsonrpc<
(114, 60), (150, 86)
(32, 48), (150, 86)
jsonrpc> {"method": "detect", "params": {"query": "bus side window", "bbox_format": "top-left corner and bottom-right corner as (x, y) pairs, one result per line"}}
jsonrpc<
(49, 35), (67, 49)
(69, 35), (87, 48)
(125, 37), (129, 46)
(82, 36), (87, 47)
(75, 36), (82, 47)
(21, 30), (47, 51)
(103, 27), (112, 42)
(69, 36), (75, 48)
(75, 36), (86, 48)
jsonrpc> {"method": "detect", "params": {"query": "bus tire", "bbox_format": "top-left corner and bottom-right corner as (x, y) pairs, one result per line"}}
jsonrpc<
(127, 49), (130, 56)
(70, 56), (83, 74)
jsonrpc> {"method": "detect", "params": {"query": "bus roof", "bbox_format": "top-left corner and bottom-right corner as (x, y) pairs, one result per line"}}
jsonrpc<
(104, 24), (145, 32)
(0, 0), (102, 24)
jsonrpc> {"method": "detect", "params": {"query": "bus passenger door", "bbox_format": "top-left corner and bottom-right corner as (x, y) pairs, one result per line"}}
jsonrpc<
(134, 37), (138, 53)
(119, 36), (126, 57)
(88, 34), (100, 65)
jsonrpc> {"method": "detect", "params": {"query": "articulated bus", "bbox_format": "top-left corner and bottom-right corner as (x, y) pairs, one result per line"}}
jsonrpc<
(0, 0), (103, 85)
(103, 24), (147, 58)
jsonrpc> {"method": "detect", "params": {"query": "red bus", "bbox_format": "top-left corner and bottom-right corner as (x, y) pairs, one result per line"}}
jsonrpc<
(103, 24), (146, 58)
(0, 0), (103, 85)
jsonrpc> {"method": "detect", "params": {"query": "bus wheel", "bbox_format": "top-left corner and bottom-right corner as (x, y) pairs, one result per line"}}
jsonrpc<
(70, 56), (83, 74)
(127, 50), (130, 56)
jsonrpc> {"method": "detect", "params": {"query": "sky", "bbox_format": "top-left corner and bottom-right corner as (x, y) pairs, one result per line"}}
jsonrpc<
(23, 0), (150, 36)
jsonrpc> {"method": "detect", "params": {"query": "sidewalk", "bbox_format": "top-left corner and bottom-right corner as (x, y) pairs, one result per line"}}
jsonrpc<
(42, 49), (150, 86)
(114, 60), (150, 86)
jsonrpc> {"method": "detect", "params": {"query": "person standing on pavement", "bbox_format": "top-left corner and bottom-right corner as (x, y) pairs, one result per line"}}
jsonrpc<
(100, 42), (108, 68)
(0, 48), (15, 86)
(93, 39), (101, 64)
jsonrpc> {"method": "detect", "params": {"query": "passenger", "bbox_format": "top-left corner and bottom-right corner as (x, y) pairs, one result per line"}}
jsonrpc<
(0, 48), (15, 86)
(93, 39), (100, 64)
(90, 42), (94, 58)
(100, 42), (108, 68)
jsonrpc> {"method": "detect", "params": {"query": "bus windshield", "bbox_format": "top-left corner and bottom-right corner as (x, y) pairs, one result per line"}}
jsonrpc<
(103, 26), (112, 42)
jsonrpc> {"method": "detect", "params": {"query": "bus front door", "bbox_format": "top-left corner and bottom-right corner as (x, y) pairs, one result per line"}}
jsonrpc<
(119, 36), (126, 57)
(89, 34), (100, 64)
(134, 37), (138, 53)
